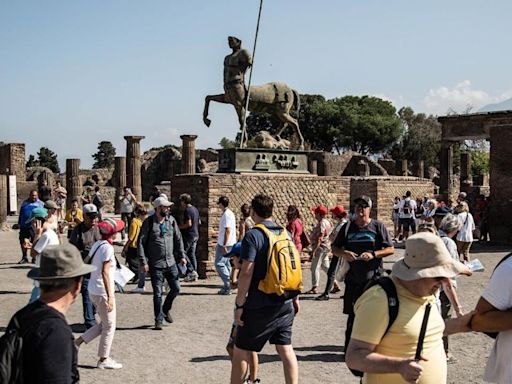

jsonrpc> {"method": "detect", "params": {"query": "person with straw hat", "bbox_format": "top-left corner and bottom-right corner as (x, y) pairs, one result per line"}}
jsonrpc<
(6, 244), (96, 383)
(346, 232), (472, 384)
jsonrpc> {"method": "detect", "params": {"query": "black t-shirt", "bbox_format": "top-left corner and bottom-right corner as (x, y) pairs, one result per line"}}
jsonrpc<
(241, 220), (290, 309)
(333, 220), (393, 285)
(181, 205), (200, 239)
(7, 300), (79, 384)
(38, 186), (52, 202)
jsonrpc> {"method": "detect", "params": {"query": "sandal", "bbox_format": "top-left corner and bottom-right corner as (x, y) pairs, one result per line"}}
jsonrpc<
(305, 287), (318, 295)
(330, 285), (341, 294)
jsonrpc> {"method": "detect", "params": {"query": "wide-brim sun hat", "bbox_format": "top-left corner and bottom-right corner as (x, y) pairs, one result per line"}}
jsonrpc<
(28, 244), (96, 280)
(392, 232), (471, 281)
(25, 207), (48, 224)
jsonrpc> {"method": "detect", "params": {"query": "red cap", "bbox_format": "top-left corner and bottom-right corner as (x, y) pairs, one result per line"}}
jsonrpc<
(98, 218), (125, 238)
(330, 205), (345, 217)
(311, 205), (328, 216)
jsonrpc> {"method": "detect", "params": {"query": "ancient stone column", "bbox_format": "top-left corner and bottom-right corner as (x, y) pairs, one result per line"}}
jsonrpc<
(460, 152), (472, 186)
(396, 160), (408, 176)
(66, 159), (82, 208)
(414, 160), (425, 178)
(308, 159), (318, 175)
(0, 175), (7, 228)
(114, 156), (126, 214)
(124, 136), (145, 200)
(357, 160), (370, 176)
(180, 135), (198, 174)
(439, 143), (454, 199)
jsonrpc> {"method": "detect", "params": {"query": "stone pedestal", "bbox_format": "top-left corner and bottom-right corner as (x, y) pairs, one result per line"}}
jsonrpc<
(308, 159), (318, 175)
(114, 156), (126, 214)
(414, 160), (425, 178)
(218, 148), (310, 174)
(440, 143), (454, 199)
(0, 175), (7, 228)
(66, 159), (82, 208)
(124, 136), (145, 200)
(180, 135), (198, 174)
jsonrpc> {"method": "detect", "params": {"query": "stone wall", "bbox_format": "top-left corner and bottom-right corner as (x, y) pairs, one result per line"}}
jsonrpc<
(489, 125), (512, 243)
(0, 143), (26, 181)
(171, 173), (351, 277)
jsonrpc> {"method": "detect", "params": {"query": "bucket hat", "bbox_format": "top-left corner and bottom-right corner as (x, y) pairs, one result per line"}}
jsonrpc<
(25, 207), (48, 224)
(392, 232), (471, 281)
(27, 244), (96, 280)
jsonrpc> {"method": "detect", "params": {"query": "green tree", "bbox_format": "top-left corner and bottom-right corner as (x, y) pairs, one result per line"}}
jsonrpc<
(218, 137), (237, 149)
(331, 96), (402, 154)
(92, 141), (116, 169)
(26, 154), (38, 168)
(389, 107), (442, 169)
(37, 147), (60, 173)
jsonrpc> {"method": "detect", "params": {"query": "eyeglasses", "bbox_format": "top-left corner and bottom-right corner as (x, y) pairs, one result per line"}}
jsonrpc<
(159, 223), (167, 237)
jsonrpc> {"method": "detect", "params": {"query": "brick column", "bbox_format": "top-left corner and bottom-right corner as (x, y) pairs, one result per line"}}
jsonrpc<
(489, 125), (512, 243)
(180, 135), (198, 174)
(114, 156), (126, 214)
(124, 136), (145, 200)
(66, 159), (82, 208)
(439, 143), (454, 200)
(0, 175), (7, 228)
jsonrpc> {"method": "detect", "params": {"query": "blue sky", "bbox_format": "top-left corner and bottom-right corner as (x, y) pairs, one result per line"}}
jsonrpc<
(1, 1), (511, 168)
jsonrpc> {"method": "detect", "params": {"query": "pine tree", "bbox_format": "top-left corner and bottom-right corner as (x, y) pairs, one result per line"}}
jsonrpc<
(92, 141), (116, 169)
(37, 147), (60, 173)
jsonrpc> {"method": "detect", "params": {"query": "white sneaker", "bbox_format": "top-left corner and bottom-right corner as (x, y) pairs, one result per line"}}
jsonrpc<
(183, 272), (197, 282)
(97, 357), (123, 369)
(131, 287), (145, 293)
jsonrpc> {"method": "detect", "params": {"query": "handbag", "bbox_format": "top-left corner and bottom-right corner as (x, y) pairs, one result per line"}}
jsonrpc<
(334, 221), (352, 282)
(113, 254), (135, 287)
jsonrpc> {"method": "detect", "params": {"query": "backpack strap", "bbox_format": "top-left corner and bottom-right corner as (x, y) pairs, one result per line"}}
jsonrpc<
(491, 253), (512, 276)
(363, 276), (399, 335)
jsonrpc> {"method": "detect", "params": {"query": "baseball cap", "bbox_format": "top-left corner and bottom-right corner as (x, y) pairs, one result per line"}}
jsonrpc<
(25, 207), (48, 224)
(83, 204), (98, 215)
(434, 206), (451, 217)
(330, 205), (345, 217)
(392, 232), (471, 281)
(27, 244), (96, 280)
(153, 196), (173, 208)
(225, 242), (242, 258)
(353, 195), (373, 208)
(311, 205), (328, 216)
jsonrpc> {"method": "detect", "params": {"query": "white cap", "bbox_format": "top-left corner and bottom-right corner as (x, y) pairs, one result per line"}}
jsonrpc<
(153, 196), (173, 208)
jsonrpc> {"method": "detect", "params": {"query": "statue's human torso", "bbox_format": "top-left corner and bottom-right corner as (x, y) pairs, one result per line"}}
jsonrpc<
(224, 49), (252, 84)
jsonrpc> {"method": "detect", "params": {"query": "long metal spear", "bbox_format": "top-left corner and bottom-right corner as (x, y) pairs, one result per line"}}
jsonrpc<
(239, 0), (264, 148)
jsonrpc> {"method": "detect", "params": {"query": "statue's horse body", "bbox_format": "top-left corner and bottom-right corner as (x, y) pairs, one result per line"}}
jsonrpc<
(203, 81), (304, 149)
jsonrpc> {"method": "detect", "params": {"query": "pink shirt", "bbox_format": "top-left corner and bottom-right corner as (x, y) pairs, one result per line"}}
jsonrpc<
(286, 218), (303, 252)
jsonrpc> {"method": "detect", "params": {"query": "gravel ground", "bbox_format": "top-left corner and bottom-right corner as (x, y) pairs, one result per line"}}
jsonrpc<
(0, 222), (507, 384)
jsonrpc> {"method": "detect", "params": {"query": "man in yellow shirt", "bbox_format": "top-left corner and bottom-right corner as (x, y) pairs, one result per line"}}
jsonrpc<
(346, 232), (472, 384)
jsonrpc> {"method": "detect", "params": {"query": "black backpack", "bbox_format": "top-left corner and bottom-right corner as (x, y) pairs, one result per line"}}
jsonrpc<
(485, 253), (512, 339)
(0, 312), (58, 383)
(349, 276), (399, 377)
(403, 199), (411, 215)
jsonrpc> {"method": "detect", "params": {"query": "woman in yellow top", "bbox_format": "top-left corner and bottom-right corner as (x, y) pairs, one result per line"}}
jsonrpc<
(122, 205), (148, 293)
(64, 199), (83, 238)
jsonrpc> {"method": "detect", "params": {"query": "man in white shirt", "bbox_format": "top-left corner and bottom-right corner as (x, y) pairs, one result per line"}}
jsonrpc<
(398, 191), (417, 241)
(216, 196), (237, 295)
(457, 253), (512, 383)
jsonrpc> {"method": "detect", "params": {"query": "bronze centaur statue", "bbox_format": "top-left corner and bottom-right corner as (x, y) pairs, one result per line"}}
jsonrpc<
(203, 36), (304, 150)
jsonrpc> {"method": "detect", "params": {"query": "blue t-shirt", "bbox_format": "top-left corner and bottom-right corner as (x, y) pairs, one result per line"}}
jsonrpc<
(241, 220), (291, 309)
(182, 205), (199, 239)
(19, 199), (44, 229)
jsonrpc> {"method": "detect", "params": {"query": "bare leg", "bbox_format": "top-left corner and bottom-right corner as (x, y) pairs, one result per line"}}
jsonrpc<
(231, 346), (250, 384)
(275, 344), (299, 384)
(248, 351), (259, 382)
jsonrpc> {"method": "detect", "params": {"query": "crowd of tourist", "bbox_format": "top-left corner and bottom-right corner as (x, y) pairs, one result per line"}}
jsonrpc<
(6, 184), (512, 384)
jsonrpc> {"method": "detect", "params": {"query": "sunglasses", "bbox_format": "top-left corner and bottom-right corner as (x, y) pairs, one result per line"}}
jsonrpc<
(355, 204), (369, 209)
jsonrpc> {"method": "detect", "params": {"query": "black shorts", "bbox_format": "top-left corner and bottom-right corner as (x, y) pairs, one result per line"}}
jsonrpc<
(343, 280), (367, 315)
(235, 303), (294, 352)
(399, 217), (416, 232)
(19, 227), (33, 245)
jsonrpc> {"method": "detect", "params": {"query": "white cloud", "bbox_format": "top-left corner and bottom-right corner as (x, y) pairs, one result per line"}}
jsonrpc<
(423, 80), (512, 115)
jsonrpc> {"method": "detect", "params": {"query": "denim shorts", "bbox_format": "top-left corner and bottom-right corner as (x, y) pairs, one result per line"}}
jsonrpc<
(235, 302), (294, 352)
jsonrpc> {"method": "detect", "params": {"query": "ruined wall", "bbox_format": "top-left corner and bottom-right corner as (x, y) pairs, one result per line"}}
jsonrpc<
(171, 174), (351, 277)
(489, 125), (512, 243)
(0, 143), (26, 182)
